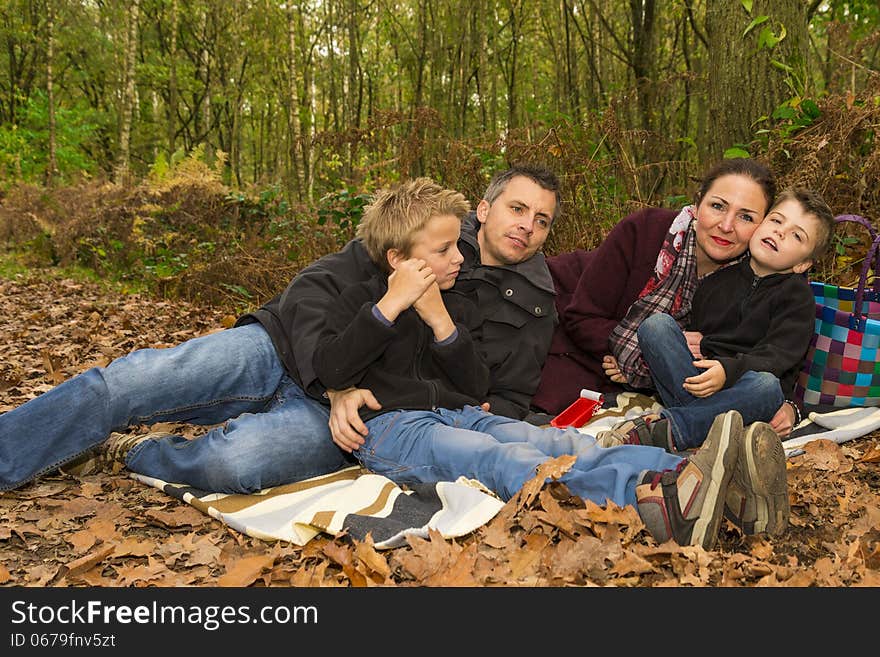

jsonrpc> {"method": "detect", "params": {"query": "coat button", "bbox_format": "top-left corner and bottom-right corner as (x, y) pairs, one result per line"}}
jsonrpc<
(505, 288), (514, 297)
(535, 306), (543, 314)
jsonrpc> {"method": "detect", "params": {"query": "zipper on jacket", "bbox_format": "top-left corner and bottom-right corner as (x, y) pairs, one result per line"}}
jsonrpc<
(410, 321), (440, 410)
(740, 275), (761, 315)
(428, 380), (439, 412)
(411, 322), (426, 380)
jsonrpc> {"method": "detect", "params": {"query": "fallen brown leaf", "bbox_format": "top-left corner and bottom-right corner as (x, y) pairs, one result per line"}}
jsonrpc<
(67, 529), (97, 554)
(858, 443), (880, 463)
(217, 553), (277, 587)
(145, 505), (211, 528)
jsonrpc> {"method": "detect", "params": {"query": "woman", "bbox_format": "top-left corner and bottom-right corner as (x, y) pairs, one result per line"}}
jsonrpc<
(531, 158), (799, 436)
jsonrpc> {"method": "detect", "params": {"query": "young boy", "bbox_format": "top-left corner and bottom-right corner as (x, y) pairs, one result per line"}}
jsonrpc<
(597, 188), (834, 533)
(311, 177), (789, 551)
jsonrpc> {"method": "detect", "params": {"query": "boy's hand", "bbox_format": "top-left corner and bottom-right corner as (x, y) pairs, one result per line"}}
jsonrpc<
(327, 387), (382, 452)
(377, 258), (435, 321)
(683, 331), (704, 359)
(413, 282), (455, 341)
(683, 359), (725, 397)
(769, 401), (795, 437)
(602, 355), (626, 383)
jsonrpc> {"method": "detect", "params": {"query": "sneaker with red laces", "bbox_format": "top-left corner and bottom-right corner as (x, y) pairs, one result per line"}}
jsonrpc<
(595, 413), (675, 452)
(723, 421), (789, 536)
(635, 410), (742, 550)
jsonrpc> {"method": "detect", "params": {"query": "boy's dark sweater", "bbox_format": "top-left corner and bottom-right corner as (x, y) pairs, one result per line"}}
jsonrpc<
(691, 256), (816, 396)
(313, 276), (491, 421)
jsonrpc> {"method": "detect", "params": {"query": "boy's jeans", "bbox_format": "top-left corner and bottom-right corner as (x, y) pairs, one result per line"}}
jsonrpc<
(358, 405), (682, 508)
(0, 323), (353, 493)
(637, 313), (784, 450)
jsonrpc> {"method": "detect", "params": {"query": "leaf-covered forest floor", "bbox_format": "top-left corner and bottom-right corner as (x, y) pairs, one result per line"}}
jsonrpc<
(1, 272), (879, 588)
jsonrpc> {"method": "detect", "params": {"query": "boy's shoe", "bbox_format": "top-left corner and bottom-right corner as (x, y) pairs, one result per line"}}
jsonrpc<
(635, 410), (742, 550)
(723, 421), (789, 536)
(595, 413), (675, 452)
(103, 431), (167, 468)
(58, 449), (103, 477)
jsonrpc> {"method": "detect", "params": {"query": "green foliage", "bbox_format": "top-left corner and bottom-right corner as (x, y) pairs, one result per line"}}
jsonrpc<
(724, 146), (752, 158)
(743, 14), (769, 37)
(752, 96), (821, 158)
(833, 234), (860, 256)
(220, 283), (253, 300)
(771, 98), (820, 137)
(143, 249), (189, 280)
(0, 93), (102, 187)
(317, 188), (371, 233)
(149, 152), (170, 181)
(757, 23), (786, 50)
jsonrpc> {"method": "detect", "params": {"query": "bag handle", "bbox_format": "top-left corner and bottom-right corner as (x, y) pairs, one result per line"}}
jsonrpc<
(834, 214), (880, 298)
(851, 232), (880, 330)
(835, 213), (878, 241)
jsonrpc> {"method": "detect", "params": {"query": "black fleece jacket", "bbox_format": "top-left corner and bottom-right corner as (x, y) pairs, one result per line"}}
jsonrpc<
(313, 277), (490, 421)
(690, 257), (816, 396)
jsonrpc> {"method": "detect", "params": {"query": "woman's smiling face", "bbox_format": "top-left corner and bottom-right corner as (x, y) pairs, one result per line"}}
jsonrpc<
(693, 173), (770, 273)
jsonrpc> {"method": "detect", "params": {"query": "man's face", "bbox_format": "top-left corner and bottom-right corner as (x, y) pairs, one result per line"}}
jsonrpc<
(475, 175), (556, 266)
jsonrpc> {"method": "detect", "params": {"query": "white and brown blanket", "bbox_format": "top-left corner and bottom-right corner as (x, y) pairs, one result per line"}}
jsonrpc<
(133, 393), (880, 548)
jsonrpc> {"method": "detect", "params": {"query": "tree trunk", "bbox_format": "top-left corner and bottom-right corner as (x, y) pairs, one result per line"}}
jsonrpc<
(704, 0), (809, 160)
(505, 0), (520, 131)
(287, 4), (302, 201)
(630, 0), (657, 134)
(45, 0), (58, 186)
(115, 0), (140, 184)
(297, 9), (315, 201)
(167, 0), (178, 156)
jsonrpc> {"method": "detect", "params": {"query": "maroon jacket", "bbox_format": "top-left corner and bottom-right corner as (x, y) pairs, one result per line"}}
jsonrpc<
(531, 207), (678, 414)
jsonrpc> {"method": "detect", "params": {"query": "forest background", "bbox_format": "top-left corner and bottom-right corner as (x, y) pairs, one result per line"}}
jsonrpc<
(1, 0), (880, 309)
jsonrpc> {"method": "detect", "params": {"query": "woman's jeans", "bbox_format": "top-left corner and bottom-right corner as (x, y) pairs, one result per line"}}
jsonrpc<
(637, 313), (784, 450)
(357, 405), (682, 508)
(0, 323), (353, 493)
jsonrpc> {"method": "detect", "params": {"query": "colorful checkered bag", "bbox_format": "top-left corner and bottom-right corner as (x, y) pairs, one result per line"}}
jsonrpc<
(794, 215), (880, 410)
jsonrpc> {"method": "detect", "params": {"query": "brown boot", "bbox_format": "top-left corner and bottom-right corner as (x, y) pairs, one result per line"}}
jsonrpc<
(635, 410), (741, 550)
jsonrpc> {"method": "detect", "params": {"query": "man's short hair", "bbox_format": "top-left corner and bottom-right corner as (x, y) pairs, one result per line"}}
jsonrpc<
(357, 177), (470, 269)
(772, 187), (835, 259)
(483, 163), (562, 221)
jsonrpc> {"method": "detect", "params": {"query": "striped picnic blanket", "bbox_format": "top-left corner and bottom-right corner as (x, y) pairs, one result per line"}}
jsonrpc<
(134, 393), (880, 547)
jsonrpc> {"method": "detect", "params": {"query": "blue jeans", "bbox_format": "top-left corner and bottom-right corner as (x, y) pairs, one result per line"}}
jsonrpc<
(637, 313), (784, 450)
(0, 323), (353, 493)
(357, 405), (682, 508)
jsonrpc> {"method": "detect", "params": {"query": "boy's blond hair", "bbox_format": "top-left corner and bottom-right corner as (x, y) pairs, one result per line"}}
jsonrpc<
(357, 178), (471, 271)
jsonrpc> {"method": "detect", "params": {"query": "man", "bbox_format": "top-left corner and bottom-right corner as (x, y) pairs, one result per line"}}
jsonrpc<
(0, 164), (560, 494)
(327, 165), (559, 452)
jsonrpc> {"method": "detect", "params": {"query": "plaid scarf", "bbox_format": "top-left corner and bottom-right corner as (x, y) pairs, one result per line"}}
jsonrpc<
(608, 205), (699, 390)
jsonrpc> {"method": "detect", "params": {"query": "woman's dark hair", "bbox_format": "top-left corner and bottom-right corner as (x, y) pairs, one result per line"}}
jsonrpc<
(695, 158), (776, 215)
